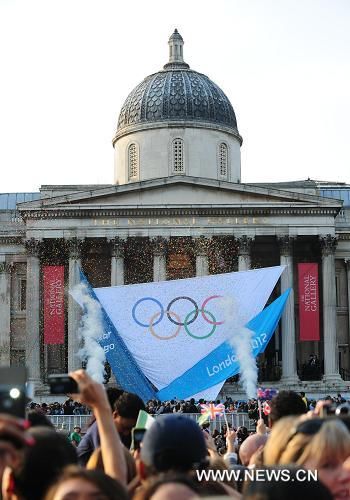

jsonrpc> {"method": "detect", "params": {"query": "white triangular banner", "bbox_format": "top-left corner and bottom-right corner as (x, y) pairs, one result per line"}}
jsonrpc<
(94, 266), (284, 396)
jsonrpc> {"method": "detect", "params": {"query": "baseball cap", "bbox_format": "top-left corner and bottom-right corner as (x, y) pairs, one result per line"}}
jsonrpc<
(140, 414), (208, 472)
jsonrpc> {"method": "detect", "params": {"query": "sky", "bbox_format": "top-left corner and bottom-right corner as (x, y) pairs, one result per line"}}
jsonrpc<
(1, 0), (349, 192)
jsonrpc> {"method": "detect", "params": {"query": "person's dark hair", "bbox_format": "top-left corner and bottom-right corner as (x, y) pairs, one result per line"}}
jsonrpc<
(113, 391), (145, 419)
(269, 390), (307, 425)
(44, 465), (128, 500)
(26, 410), (54, 428)
(141, 414), (208, 475)
(243, 466), (332, 500)
(106, 387), (124, 410)
(12, 426), (77, 500)
(133, 473), (200, 500)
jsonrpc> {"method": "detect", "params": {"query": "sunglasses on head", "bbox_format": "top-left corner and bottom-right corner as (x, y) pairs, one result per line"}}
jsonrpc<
(288, 418), (325, 443)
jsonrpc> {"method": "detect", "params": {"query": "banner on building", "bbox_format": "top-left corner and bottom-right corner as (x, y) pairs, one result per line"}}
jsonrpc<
(298, 263), (320, 341)
(43, 266), (65, 344)
(93, 265), (285, 399)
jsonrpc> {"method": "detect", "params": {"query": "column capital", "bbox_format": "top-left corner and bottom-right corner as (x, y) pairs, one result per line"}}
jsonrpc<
(0, 262), (14, 274)
(278, 235), (296, 256)
(320, 235), (338, 256)
(151, 236), (168, 256)
(236, 235), (253, 256)
(24, 238), (43, 257)
(109, 237), (126, 258)
(193, 236), (210, 257)
(66, 237), (84, 259)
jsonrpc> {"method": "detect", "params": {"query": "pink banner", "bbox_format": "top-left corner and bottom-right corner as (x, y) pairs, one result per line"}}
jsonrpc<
(298, 263), (320, 341)
(43, 266), (65, 344)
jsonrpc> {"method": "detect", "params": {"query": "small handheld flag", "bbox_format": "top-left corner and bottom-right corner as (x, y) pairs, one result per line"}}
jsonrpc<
(200, 403), (225, 420)
(263, 401), (271, 416)
(257, 387), (278, 400)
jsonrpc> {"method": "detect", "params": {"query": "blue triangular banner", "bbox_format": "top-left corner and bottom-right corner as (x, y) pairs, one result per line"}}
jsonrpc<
(156, 289), (290, 400)
(76, 268), (157, 402)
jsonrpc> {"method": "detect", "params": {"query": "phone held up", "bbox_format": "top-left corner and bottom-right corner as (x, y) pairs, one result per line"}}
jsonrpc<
(132, 428), (146, 451)
(0, 366), (27, 418)
(48, 374), (79, 395)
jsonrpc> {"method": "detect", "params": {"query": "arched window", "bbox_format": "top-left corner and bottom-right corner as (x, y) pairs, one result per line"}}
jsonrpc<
(172, 138), (184, 173)
(128, 143), (139, 180)
(219, 143), (228, 177)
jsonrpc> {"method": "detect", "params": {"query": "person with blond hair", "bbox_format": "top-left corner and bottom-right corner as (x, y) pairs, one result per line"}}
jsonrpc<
(265, 417), (350, 499)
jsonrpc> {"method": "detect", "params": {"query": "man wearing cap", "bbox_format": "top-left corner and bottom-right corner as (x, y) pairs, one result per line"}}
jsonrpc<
(69, 426), (82, 447)
(138, 414), (208, 479)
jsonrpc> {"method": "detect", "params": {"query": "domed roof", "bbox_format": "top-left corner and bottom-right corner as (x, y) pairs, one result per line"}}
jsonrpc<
(115, 30), (241, 143)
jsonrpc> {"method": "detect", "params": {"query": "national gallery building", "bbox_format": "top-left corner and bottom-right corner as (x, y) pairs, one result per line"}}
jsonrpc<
(1, 30), (350, 396)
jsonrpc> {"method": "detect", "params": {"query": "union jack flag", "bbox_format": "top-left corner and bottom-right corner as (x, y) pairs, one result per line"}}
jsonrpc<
(200, 403), (225, 420)
(257, 387), (278, 400)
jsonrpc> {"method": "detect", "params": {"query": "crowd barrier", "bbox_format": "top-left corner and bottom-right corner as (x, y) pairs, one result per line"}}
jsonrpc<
(47, 412), (255, 433)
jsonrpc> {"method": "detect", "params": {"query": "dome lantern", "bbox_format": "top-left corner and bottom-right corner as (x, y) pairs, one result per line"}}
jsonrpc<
(164, 28), (190, 69)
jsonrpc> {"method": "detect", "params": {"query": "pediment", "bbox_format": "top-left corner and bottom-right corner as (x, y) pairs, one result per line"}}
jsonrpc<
(17, 176), (342, 213)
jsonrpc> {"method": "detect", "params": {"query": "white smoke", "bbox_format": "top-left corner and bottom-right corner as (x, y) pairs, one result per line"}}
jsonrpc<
(70, 282), (106, 384)
(220, 296), (257, 399)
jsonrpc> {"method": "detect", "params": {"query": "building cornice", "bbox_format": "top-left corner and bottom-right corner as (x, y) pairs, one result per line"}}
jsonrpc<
(19, 206), (341, 221)
(112, 120), (243, 145)
(0, 235), (24, 244)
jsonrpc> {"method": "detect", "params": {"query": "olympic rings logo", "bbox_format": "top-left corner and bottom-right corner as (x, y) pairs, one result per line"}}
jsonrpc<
(132, 295), (225, 341)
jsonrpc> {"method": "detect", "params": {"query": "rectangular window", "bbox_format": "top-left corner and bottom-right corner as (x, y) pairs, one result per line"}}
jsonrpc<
(19, 278), (27, 311)
(335, 274), (340, 307)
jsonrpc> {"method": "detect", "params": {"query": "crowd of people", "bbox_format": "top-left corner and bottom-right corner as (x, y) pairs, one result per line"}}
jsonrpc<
(27, 400), (91, 415)
(1, 373), (350, 499)
(145, 398), (255, 416)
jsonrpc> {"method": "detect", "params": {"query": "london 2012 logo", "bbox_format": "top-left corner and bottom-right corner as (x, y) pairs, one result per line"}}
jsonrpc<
(131, 295), (225, 340)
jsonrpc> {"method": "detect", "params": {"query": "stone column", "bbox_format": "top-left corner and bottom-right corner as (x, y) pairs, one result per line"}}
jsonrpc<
(320, 235), (342, 383)
(346, 259), (350, 349)
(0, 261), (12, 365)
(237, 236), (252, 271)
(24, 238), (42, 385)
(67, 238), (84, 372)
(194, 236), (209, 277)
(278, 235), (299, 384)
(110, 237), (125, 286)
(152, 237), (167, 282)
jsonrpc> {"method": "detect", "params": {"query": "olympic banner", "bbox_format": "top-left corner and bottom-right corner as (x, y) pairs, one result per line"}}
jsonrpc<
(43, 265), (65, 344)
(298, 263), (320, 341)
(93, 266), (285, 398)
(156, 289), (290, 400)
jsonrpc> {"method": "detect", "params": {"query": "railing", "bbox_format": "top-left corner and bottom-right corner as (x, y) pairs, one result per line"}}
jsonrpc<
(48, 415), (92, 433)
(47, 412), (255, 433)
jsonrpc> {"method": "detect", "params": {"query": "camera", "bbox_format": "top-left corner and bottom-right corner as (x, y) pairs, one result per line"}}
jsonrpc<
(0, 366), (27, 418)
(48, 374), (79, 394)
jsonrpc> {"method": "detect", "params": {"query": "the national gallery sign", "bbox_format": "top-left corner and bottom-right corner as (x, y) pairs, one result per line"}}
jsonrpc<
(92, 216), (268, 227)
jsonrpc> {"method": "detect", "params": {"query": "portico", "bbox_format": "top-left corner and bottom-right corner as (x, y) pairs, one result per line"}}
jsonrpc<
(5, 175), (344, 394)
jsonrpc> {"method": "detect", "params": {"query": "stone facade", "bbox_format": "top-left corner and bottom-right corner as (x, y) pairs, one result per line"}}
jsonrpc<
(1, 31), (350, 398)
